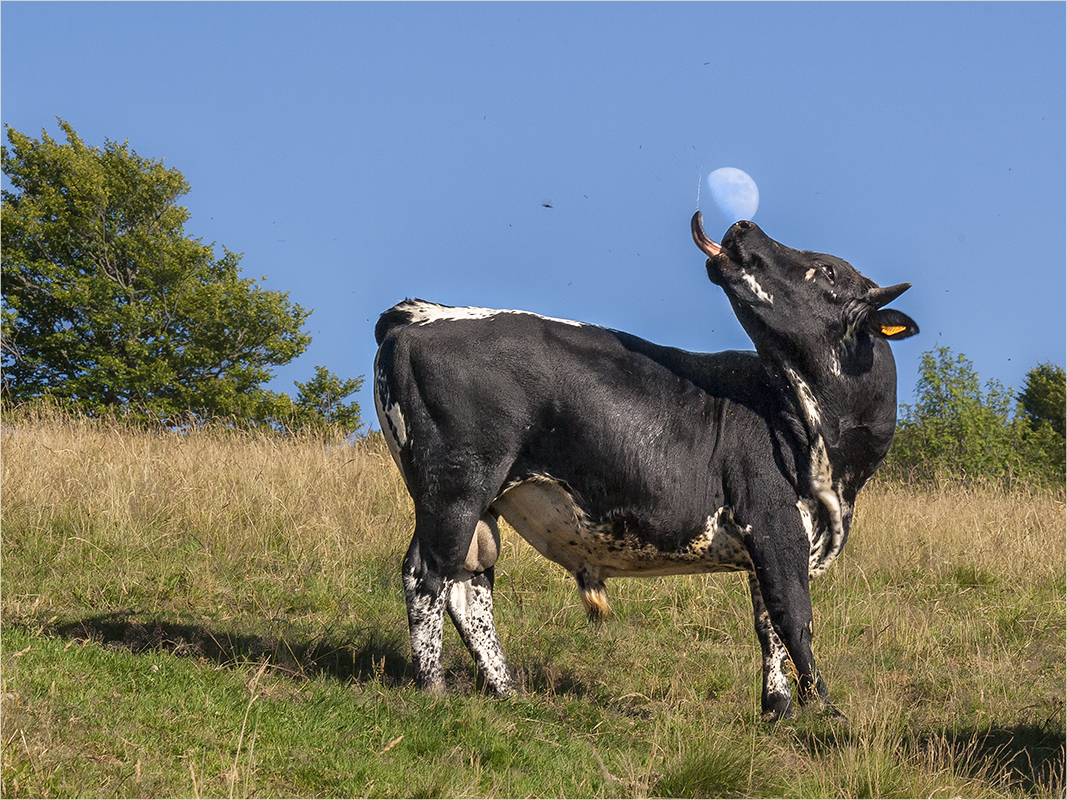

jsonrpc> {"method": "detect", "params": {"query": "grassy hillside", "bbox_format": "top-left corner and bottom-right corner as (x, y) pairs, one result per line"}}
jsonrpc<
(2, 408), (1064, 797)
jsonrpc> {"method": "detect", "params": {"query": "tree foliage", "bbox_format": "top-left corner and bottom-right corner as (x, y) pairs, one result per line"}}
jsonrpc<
(1019, 362), (1066, 438)
(885, 346), (1064, 486)
(278, 366), (364, 437)
(1016, 362), (1066, 481)
(1, 120), (361, 432)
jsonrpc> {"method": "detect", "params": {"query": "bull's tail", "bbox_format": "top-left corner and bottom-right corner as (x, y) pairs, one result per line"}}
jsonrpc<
(374, 300), (425, 466)
(576, 568), (610, 623)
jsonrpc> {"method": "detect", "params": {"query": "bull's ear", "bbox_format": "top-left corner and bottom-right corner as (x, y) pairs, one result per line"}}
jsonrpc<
(871, 308), (919, 340)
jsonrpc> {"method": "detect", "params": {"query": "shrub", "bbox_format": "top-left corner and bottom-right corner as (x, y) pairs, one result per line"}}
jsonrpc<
(884, 347), (1064, 487)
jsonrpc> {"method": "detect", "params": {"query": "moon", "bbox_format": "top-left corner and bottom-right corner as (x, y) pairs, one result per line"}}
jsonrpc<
(706, 167), (759, 222)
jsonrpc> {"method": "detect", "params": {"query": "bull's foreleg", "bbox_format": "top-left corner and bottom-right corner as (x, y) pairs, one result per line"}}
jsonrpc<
(446, 568), (517, 696)
(747, 573), (794, 721)
(402, 536), (448, 695)
(750, 561), (838, 720)
(743, 503), (840, 722)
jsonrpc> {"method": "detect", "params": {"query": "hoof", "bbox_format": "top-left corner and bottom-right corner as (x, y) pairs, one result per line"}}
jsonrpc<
(493, 677), (519, 698)
(419, 679), (447, 699)
(822, 702), (848, 725)
(480, 676), (518, 699)
(760, 696), (794, 723)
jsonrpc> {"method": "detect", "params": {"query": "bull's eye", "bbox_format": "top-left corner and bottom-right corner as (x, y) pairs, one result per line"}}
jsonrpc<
(820, 263), (836, 285)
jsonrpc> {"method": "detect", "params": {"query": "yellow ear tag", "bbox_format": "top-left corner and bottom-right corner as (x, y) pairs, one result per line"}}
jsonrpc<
(881, 325), (907, 337)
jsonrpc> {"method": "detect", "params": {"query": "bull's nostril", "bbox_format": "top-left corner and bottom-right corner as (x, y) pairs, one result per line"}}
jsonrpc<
(736, 220), (753, 230)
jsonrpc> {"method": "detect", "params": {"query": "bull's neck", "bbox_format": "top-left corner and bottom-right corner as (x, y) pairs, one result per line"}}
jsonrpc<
(781, 363), (829, 440)
(776, 342), (898, 489)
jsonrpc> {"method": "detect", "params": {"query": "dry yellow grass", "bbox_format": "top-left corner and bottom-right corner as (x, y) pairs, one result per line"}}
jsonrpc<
(853, 479), (1065, 586)
(2, 408), (411, 546)
(4, 406), (1059, 591)
(1, 408), (413, 622)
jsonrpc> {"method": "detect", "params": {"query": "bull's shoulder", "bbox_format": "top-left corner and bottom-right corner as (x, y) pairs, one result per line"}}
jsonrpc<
(607, 332), (777, 408)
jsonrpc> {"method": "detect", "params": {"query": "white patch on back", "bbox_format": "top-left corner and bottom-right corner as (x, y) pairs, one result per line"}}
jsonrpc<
(740, 271), (774, 305)
(398, 299), (585, 329)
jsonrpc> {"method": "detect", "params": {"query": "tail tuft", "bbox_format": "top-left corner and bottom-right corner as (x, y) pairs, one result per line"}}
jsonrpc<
(576, 569), (609, 623)
(580, 586), (610, 623)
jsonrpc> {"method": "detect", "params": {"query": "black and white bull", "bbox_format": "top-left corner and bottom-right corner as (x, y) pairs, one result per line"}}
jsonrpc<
(372, 212), (918, 720)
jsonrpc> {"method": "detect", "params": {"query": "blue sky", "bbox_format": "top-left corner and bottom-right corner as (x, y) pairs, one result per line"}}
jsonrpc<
(3, 2), (1064, 428)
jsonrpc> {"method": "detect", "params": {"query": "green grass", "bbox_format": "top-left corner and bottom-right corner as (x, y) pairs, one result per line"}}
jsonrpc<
(2, 409), (1064, 797)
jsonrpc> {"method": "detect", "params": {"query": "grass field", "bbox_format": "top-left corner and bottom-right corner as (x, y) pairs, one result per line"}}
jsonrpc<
(2, 408), (1064, 797)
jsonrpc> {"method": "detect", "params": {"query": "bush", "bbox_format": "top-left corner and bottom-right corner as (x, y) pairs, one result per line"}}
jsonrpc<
(883, 347), (1064, 487)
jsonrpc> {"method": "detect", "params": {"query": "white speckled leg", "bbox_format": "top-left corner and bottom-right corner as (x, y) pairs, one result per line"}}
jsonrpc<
(447, 572), (517, 696)
(748, 573), (794, 720)
(402, 540), (447, 696)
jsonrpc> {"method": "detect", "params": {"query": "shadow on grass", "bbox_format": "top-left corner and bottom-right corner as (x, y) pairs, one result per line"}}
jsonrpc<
(24, 612), (644, 706)
(792, 716), (1065, 797)
(939, 723), (1066, 796)
(515, 658), (606, 702)
(30, 612), (413, 686)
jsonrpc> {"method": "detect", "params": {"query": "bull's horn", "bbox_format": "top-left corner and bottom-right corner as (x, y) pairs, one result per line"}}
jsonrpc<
(867, 282), (912, 309)
(691, 211), (722, 257)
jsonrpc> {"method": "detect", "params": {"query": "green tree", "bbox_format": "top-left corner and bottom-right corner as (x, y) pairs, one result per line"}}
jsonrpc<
(1017, 362), (1066, 480)
(1019, 362), (1066, 438)
(287, 366), (364, 436)
(891, 346), (1021, 481)
(886, 346), (1064, 485)
(1, 120), (312, 424)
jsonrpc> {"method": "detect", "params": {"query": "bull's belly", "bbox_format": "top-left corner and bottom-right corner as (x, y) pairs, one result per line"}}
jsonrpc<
(490, 477), (752, 579)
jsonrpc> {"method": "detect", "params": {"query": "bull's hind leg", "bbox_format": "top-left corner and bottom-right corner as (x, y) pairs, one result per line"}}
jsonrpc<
(447, 569), (517, 695)
(445, 515), (517, 695)
(404, 510), (516, 696)
(402, 536), (449, 695)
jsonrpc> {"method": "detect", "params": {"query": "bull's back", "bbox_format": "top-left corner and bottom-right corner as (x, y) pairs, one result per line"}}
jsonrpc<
(375, 301), (745, 457)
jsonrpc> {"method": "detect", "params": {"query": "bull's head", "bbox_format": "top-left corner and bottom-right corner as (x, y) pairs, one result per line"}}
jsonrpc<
(691, 212), (918, 377)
